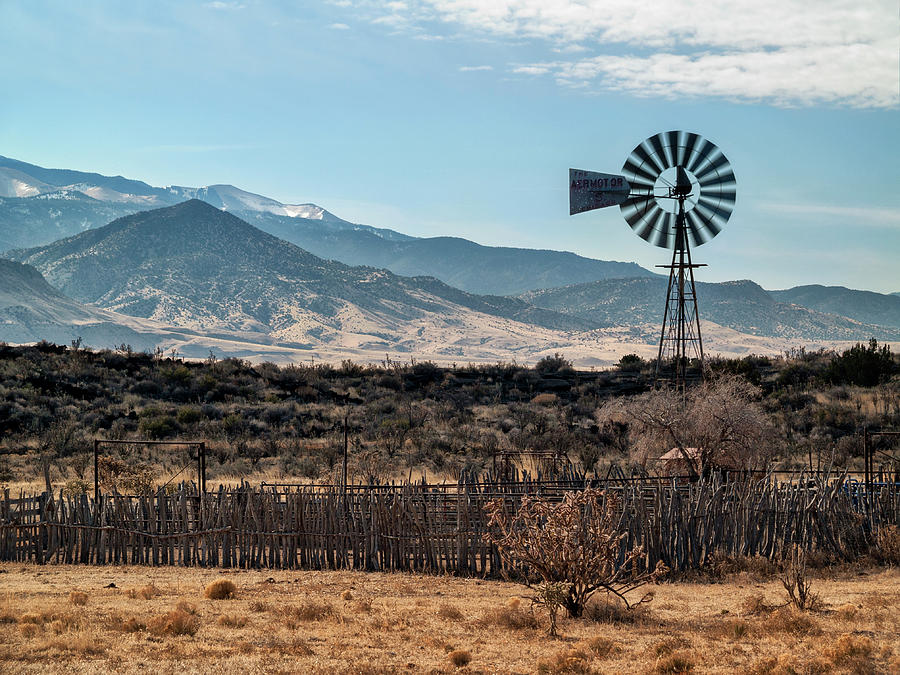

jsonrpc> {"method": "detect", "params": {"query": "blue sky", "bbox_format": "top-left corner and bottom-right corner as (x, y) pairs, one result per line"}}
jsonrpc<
(2, 0), (898, 293)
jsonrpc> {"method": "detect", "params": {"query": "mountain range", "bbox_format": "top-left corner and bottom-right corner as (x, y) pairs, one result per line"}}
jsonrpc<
(1, 154), (898, 364)
(1, 155), (653, 296)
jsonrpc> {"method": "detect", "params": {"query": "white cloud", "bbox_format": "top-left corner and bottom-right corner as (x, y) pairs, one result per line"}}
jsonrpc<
(351, 0), (899, 108)
(459, 64), (493, 71)
(512, 65), (552, 76)
(329, 22), (351, 30)
(759, 202), (900, 228)
(204, 1), (245, 9)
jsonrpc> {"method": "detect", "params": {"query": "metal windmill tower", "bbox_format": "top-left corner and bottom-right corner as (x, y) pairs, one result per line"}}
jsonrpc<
(570, 131), (736, 386)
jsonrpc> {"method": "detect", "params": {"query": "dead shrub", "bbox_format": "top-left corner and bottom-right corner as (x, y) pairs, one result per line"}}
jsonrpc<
(484, 489), (666, 618)
(217, 614), (248, 628)
(835, 604), (859, 621)
(740, 594), (775, 616)
(288, 600), (335, 622)
(0, 595), (17, 624)
(479, 605), (539, 630)
(116, 616), (146, 633)
(707, 554), (778, 580)
(873, 524), (900, 565)
(176, 600), (197, 615)
(448, 649), (472, 668)
(127, 584), (160, 600)
(148, 608), (199, 637)
(747, 653), (805, 675)
(779, 547), (819, 611)
(352, 598), (373, 613)
(19, 623), (39, 638)
(585, 597), (650, 625)
(249, 600), (270, 613)
(68, 591), (89, 606)
(825, 633), (875, 670)
(584, 636), (617, 658)
(536, 648), (593, 674)
(766, 608), (820, 636)
(654, 637), (691, 658)
(45, 633), (106, 656)
(437, 604), (464, 621)
(715, 619), (750, 640)
(204, 579), (236, 600)
(49, 614), (83, 634)
(655, 650), (696, 674)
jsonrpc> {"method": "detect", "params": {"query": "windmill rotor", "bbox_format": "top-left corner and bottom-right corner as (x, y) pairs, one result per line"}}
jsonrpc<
(620, 130), (735, 250)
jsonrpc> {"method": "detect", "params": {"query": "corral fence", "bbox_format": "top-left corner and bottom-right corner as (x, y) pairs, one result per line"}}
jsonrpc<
(1, 468), (898, 576)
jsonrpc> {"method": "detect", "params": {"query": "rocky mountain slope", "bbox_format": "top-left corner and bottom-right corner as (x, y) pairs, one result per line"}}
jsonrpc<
(8, 201), (592, 348)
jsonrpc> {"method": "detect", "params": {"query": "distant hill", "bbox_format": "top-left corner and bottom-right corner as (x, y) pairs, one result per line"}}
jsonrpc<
(8, 201), (592, 348)
(236, 210), (653, 296)
(0, 155), (655, 296)
(769, 285), (900, 329)
(0, 258), (178, 350)
(520, 278), (900, 342)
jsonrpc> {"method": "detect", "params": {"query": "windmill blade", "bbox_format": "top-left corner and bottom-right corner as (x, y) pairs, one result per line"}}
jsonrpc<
(688, 208), (721, 240)
(694, 152), (732, 182)
(666, 130), (682, 166)
(622, 158), (660, 185)
(685, 210), (708, 246)
(622, 199), (659, 228)
(698, 170), (736, 190)
(653, 215), (673, 248)
(700, 188), (736, 206)
(647, 133), (673, 170)
(634, 207), (666, 243)
(681, 132), (701, 169)
(686, 139), (717, 174)
(628, 143), (666, 178)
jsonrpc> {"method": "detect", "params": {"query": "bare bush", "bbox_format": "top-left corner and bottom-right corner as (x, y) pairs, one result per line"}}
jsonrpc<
(598, 373), (774, 475)
(484, 488), (666, 619)
(779, 546), (819, 611)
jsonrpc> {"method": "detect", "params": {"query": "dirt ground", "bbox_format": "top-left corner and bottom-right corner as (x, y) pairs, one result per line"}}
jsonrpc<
(0, 563), (897, 674)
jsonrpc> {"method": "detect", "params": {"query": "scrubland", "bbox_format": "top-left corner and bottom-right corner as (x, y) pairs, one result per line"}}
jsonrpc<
(0, 562), (897, 674)
(1, 341), (897, 494)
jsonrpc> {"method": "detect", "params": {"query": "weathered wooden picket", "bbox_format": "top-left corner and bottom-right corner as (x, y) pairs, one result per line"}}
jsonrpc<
(1, 471), (897, 574)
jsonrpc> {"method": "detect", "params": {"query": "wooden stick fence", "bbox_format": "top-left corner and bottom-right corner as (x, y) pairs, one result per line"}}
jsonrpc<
(1, 472), (897, 574)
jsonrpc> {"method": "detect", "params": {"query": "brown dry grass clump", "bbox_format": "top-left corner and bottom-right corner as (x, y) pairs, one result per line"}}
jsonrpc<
(216, 613), (248, 628)
(584, 636), (617, 658)
(765, 608), (820, 636)
(479, 603), (539, 630)
(437, 603), (465, 621)
(448, 649), (472, 667)
(654, 650), (696, 674)
(536, 647), (593, 674)
(340, 589), (353, 601)
(204, 579), (236, 600)
(127, 584), (160, 600)
(824, 633), (875, 670)
(68, 591), (88, 606)
(147, 608), (199, 636)
(286, 600), (338, 623)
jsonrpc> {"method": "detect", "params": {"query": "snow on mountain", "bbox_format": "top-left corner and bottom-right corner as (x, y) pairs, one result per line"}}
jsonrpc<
(166, 184), (345, 222)
(0, 167), (55, 197)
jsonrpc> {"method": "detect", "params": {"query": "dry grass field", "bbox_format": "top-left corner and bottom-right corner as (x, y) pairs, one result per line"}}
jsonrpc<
(0, 563), (897, 674)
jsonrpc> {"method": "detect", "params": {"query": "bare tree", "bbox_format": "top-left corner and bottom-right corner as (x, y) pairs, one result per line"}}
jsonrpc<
(484, 488), (667, 620)
(597, 373), (774, 476)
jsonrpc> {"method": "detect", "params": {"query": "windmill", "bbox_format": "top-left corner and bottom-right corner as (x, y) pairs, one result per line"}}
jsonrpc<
(570, 130), (736, 385)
